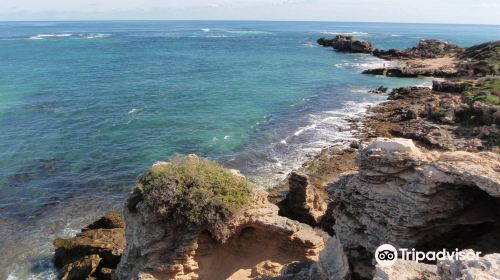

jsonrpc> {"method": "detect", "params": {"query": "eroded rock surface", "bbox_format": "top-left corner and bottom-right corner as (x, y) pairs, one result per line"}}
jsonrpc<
(318, 35), (373, 53)
(373, 39), (462, 60)
(326, 138), (500, 279)
(53, 212), (126, 279)
(438, 250), (500, 280)
(373, 260), (439, 280)
(374, 251), (500, 280)
(114, 188), (327, 280)
(362, 86), (498, 151)
(277, 172), (328, 227)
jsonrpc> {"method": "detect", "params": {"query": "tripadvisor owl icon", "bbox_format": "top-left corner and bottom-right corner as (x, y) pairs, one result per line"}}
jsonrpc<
(375, 244), (398, 267)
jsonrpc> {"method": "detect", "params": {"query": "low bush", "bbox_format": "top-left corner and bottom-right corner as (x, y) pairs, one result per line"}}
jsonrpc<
(132, 155), (254, 228)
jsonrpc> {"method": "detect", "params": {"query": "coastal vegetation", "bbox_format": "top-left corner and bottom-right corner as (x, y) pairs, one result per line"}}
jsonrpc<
(464, 77), (500, 105)
(133, 155), (254, 227)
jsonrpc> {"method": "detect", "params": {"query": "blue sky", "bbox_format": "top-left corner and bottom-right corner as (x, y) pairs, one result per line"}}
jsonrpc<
(1, 0), (499, 24)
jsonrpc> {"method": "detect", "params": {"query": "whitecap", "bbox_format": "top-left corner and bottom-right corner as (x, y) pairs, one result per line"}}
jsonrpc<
(321, 31), (368, 36)
(224, 135), (230, 140)
(226, 30), (272, 35)
(301, 42), (316, 47)
(350, 88), (370, 93)
(29, 33), (72, 40)
(201, 28), (210, 32)
(79, 33), (112, 39)
(294, 124), (317, 136)
(128, 108), (138, 114)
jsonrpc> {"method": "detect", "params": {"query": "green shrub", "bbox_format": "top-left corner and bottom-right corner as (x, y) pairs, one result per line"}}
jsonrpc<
(463, 78), (500, 105)
(130, 155), (254, 228)
(464, 91), (500, 105)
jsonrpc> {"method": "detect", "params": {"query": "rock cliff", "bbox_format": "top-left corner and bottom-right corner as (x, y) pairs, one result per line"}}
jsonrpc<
(113, 158), (328, 280)
(326, 138), (500, 278)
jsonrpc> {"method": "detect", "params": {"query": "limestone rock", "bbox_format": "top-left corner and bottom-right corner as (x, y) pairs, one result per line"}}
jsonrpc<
(326, 138), (500, 278)
(54, 228), (125, 269)
(82, 212), (125, 232)
(318, 35), (373, 53)
(59, 254), (102, 280)
(53, 212), (126, 280)
(373, 39), (462, 60)
(308, 237), (350, 280)
(277, 172), (328, 226)
(432, 80), (471, 93)
(373, 260), (439, 280)
(114, 188), (327, 280)
(438, 251), (500, 280)
(472, 101), (500, 125)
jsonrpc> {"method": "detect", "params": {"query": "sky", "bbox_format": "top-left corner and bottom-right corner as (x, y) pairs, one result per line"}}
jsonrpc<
(0, 0), (499, 24)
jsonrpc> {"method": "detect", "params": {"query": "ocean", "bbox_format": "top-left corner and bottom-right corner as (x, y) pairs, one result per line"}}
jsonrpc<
(0, 21), (499, 279)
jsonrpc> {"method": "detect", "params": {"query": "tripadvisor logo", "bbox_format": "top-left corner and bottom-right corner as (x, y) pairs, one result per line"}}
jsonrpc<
(375, 244), (398, 267)
(374, 244), (482, 267)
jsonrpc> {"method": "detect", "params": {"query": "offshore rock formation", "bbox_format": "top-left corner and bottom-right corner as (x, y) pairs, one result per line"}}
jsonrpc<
(326, 138), (500, 279)
(53, 212), (126, 280)
(114, 187), (327, 280)
(317, 35), (373, 53)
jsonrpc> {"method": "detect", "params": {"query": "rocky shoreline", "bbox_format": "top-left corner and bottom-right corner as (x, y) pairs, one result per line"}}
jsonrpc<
(53, 36), (499, 279)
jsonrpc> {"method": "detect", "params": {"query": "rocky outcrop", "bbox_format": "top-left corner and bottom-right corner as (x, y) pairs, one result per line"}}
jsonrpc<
(59, 254), (102, 280)
(373, 39), (462, 60)
(362, 66), (458, 78)
(373, 260), (439, 280)
(369, 86), (388, 94)
(277, 172), (328, 227)
(318, 35), (373, 53)
(362, 86), (498, 151)
(438, 250), (500, 280)
(326, 138), (500, 278)
(272, 147), (358, 234)
(432, 80), (471, 93)
(53, 212), (126, 280)
(374, 251), (500, 280)
(458, 41), (500, 76)
(114, 187), (327, 280)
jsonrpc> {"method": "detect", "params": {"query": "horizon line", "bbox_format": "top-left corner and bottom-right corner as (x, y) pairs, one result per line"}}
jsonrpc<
(1, 19), (499, 27)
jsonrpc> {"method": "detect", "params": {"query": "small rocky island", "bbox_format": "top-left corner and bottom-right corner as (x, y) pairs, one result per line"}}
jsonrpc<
(53, 36), (499, 279)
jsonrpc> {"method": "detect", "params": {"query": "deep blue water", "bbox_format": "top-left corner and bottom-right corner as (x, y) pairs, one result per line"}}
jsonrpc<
(1, 21), (499, 279)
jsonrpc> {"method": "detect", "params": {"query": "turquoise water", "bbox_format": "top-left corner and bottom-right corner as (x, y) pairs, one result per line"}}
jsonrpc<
(1, 21), (499, 279)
